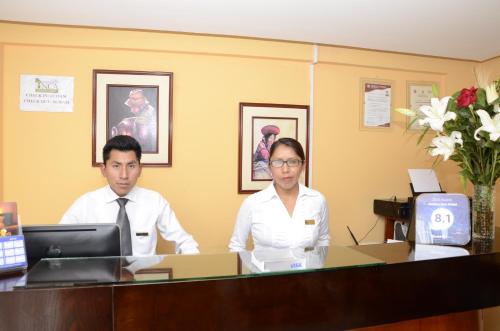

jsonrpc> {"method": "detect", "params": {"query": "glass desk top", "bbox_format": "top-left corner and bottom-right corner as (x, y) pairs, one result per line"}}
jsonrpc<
(16, 245), (384, 288)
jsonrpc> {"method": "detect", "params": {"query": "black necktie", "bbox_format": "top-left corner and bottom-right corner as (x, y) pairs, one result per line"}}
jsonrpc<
(116, 198), (133, 256)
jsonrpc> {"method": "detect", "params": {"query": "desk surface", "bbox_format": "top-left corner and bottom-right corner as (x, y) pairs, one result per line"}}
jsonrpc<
(5, 238), (496, 290)
(5, 245), (384, 289)
(1, 239), (500, 330)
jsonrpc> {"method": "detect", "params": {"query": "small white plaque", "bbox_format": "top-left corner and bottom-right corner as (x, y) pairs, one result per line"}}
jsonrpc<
(20, 74), (74, 112)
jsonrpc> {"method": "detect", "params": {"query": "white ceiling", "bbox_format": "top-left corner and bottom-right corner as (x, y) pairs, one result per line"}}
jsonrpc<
(1, 0), (499, 61)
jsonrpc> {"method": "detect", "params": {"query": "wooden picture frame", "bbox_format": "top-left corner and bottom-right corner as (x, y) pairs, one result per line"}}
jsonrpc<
(92, 69), (173, 166)
(359, 79), (394, 130)
(238, 103), (309, 194)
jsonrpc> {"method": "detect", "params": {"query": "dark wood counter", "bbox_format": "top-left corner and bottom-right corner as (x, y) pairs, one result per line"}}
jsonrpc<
(1, 240), (499, 330)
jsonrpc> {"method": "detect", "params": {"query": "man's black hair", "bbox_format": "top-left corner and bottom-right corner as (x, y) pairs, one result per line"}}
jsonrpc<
(103, 135), (142, 164)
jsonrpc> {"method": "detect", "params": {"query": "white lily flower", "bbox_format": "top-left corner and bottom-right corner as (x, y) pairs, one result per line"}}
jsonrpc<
(430, 131), (463, 161)
(474, 109), (500, 141)
(418, 96), (455, 132)
(475, 68), (499, 105)
(485, 83), (499, 105)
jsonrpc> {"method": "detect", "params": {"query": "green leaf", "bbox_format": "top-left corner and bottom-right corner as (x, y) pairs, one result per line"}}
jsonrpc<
(406, 117), (420, 131)
(394, 107), (416, 116)
(476, 88), (487, 108)
(417, 127), (430, 145)
(432, 84), (440, 98)
(431, 156), (441, 168)
(459, 168), (475, 183)
(457, 108), (471, 119)
(485, 140), (496, 149)
(459, 174), (468, 191)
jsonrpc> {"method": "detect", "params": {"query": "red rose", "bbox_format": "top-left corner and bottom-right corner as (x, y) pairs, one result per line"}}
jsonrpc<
(457, 86), (477, 108)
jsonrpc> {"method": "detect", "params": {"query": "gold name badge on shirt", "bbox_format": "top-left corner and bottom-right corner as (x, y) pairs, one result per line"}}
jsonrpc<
(305, 219), (315, 225)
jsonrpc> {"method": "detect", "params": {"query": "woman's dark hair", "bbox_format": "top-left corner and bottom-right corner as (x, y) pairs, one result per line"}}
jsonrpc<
(103, 135), (142, 164)
(269, 137), (305, 161)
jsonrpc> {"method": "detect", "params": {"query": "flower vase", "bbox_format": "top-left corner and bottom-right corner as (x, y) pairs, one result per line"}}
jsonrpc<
(472, 184), (496, 241)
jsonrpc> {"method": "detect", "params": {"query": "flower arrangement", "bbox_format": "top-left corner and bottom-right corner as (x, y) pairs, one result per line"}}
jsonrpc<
(396, 73), (500, 240)
(398, 77), (500, 186)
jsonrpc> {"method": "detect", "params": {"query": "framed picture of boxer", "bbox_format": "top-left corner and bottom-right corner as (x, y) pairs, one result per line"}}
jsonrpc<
(92, 69), (173, 166)
(238, 103), (310, 194)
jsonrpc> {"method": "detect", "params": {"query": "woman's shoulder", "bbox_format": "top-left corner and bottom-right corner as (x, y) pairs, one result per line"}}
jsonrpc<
(300, 185), (327, 202)
(244, 185), (275, 205)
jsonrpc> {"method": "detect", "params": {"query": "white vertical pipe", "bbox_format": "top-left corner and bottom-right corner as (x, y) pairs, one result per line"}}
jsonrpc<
(308, 44), (318, 188)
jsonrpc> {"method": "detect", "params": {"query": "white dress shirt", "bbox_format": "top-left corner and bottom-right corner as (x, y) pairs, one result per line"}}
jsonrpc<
(229, 183), (330, 252)
(60, 185), (199, 256)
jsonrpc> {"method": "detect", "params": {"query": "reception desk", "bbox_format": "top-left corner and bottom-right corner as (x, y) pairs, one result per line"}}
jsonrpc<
(1, 240), (499, 330)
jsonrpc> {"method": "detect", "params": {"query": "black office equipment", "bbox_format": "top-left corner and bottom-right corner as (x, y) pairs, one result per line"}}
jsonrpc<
(22, 224), (121, 266)
(373, 199), (411, 220)
(26, 257), (121, 287)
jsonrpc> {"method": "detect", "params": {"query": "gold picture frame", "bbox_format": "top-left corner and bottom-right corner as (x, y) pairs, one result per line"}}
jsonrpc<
(406, 81), (439, 130)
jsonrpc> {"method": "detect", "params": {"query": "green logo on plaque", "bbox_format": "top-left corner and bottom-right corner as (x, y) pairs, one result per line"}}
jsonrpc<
(35, 78), (58, 93)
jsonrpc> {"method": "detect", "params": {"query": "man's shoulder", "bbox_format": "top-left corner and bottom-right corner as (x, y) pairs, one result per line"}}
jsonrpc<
(75, 186), (109, 201)
(132, 186), (166, 202)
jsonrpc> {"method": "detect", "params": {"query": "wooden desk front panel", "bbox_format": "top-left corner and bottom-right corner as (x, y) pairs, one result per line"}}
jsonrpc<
(113, 252), (500, 331)
(0, 286), (113, 331)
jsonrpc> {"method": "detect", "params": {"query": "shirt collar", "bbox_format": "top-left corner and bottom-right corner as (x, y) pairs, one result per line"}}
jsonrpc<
(104, 185), (139, 203)
(298, 183), (320, 198)
(260, 182), (318, 202)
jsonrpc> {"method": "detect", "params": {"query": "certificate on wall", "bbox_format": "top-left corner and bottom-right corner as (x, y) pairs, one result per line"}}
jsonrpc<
(407, 82), (437, 130)
(360, 80), (393, 129)
(19, 74), (74, 112)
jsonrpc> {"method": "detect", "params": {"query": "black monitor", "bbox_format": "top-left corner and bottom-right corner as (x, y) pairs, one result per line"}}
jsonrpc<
(25, 257), (122, 287)
(22, 224), (121, 266)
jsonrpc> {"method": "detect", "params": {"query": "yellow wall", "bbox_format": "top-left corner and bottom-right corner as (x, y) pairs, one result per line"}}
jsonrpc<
(0, 22), (497, 251)
(0, 43), (3, 201)
(0, 22), (311, 252)
(313, 46), (484, 243)
(481, 56), (500, 79)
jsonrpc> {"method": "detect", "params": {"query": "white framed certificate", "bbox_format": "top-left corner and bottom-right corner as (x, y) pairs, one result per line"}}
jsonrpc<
(360, 79), (393, 130)
(407, 81), (438, 130)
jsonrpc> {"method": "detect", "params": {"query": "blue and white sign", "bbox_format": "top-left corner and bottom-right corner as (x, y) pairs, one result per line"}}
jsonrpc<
(0, 235), (27, 272)
(415, 193), (470, 246)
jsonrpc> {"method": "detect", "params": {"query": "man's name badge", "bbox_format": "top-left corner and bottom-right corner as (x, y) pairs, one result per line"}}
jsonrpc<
(305, 220), (315, 225)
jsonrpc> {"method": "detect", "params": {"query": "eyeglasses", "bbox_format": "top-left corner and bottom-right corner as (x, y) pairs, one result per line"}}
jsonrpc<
(269, 159), (303, 168)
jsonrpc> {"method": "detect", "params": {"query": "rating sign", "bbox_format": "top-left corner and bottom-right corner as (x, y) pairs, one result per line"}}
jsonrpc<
(430, 207), (454, 230)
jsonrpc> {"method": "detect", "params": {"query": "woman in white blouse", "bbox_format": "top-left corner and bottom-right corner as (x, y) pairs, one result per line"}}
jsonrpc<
(229, 138), (330, 251)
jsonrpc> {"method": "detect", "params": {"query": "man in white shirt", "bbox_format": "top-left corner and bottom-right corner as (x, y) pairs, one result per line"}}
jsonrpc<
(60, 135), (199, 256)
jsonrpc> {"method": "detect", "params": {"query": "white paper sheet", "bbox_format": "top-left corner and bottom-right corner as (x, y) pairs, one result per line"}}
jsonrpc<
(408, 169), (441, 193)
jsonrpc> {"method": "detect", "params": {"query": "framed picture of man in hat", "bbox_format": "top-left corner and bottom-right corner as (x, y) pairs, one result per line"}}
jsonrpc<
(239, 103), (310, 193)
(107, 87), (158, 153)
(92, 70), (173, 166)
